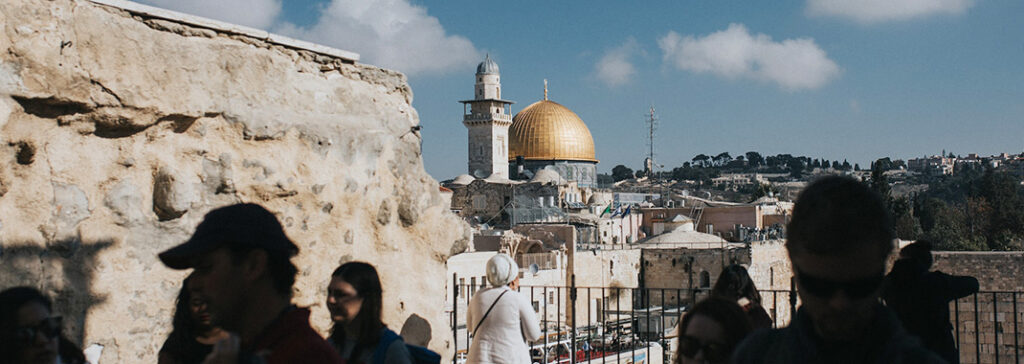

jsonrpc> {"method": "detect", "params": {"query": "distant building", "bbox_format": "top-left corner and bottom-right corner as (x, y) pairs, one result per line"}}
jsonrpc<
(907, 155), (954, 175)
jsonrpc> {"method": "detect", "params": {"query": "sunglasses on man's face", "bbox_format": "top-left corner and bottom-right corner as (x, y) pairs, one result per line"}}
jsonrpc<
(7, 316), (62, 344)
(678, 335), (729, 362)
(796, 270), (883, 300)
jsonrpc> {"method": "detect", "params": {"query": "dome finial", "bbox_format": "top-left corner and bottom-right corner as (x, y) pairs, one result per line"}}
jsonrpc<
(543, 79), (548, 101)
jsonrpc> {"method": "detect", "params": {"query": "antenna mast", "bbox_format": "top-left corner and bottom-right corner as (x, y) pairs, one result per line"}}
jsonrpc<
(646, 105), (657, 179)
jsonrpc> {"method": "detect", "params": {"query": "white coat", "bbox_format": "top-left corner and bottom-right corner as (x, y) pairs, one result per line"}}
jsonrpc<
(466, 286), (542, 364)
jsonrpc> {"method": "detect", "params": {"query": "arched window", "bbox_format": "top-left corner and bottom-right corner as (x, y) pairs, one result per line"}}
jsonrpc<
(699, 271), (711, 288)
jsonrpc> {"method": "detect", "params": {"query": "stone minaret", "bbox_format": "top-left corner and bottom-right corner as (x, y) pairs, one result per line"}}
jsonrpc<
(460, 54), (514, 178)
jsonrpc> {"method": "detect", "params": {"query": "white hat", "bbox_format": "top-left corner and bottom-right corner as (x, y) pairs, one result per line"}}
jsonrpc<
(486, 253), (519, 287)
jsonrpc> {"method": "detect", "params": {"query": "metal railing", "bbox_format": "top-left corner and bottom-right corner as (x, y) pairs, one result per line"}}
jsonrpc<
(448, 276), (1023, 364)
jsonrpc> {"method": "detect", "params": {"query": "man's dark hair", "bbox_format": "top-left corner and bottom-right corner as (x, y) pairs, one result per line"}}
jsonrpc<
(786, 175), (894, 258)
(226, 243), (298, 297)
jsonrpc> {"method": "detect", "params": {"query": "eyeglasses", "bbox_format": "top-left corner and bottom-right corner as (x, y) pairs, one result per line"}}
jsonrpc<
(795, 270), (883, 299)
(6, 316), (62, 344)
(678, 335), (729, 362)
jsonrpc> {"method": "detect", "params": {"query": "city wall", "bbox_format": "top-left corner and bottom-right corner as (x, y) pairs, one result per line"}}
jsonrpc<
(0, 0), (468, 362)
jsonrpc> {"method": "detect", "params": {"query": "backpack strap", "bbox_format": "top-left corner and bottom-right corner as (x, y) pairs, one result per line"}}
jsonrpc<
(372, 328), (402, 364)
(472, 290), (509, 337)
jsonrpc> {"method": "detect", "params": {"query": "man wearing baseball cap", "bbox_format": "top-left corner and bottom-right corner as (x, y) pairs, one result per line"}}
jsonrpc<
(159, 203), (342, 364)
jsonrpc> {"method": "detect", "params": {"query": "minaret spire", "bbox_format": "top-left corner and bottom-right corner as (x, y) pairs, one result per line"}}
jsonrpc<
(543, 79), (548, 100)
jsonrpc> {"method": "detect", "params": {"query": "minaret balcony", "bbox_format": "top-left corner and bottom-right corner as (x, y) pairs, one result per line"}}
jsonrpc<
(462, 113), (512, 125)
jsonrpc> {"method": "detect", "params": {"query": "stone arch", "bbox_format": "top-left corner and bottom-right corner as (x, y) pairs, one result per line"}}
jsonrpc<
(699, 270), (711, 289)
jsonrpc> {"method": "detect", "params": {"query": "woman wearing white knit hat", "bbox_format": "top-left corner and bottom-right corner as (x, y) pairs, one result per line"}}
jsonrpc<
(466, 254), (541, 364)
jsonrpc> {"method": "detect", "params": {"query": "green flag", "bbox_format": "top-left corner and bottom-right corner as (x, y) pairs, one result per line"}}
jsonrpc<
(600, 202), (613, 217)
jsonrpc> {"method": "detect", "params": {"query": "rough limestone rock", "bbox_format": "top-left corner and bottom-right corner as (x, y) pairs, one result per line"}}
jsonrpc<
(0, 0), (468, 362)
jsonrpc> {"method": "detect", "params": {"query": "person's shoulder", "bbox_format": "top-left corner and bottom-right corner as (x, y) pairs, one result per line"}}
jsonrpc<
(732, 327), (789, 364)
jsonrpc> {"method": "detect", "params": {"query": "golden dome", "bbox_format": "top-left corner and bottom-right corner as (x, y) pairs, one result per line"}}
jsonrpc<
(508, 100), (598, 163)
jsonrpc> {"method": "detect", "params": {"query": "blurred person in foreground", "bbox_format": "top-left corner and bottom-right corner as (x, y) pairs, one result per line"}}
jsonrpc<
(710, 264), (773, 329)
(465, 254), (541, 364)
(733, 176), (945, 363)
(673, 296), (753, 364)
(883, 240), (979, 364)
(158, 203), (342, 364)
(159, 275), (230, 364)
(0, 286), (86, 364)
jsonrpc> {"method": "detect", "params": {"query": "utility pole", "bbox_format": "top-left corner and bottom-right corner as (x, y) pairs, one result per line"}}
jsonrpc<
(646, 105), (657, 180)
(645, 105), (660, 206)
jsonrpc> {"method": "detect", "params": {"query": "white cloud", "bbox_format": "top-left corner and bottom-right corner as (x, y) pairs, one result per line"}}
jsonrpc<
(139, 0), (282, 30)
(658, 24), (840, 91)
(806, 0), (974, 23)
(595, 39), (640, 87)
(278, 0), (480, 76)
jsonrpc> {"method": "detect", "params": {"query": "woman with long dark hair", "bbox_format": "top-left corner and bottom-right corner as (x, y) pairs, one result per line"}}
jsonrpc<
(674, 297), (753, 364)
(158, 275), (228, 364)
(326, 262), (411, 364)
(710, 264), (772, 329)
(0, 286), (85, 364)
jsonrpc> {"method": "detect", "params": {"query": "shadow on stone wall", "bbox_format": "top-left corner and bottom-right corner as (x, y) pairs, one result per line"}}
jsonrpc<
(400, 313), (432, 347)
(0, 239), (112, 345)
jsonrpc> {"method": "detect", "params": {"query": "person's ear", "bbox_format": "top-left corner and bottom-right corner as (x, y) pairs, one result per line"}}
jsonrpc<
(242, 250), (268, 282)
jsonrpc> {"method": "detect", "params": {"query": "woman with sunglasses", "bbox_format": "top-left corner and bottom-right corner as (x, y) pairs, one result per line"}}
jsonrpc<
(326, 262), (412, 364)
(674, 297), (752, 364)
(158, 275), (229, 364)
(0, 286), (86, 364)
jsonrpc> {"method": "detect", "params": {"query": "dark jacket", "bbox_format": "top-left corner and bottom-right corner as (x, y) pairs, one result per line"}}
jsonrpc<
(883, 260), (979, 364)
(733, 305), (946, 364)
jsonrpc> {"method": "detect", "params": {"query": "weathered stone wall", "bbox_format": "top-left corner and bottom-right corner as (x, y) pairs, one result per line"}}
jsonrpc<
(747, 239), (795, 326)
(640, 247), (751, 310)
(0, 0), (467, 362)
(933, 252), (1024, 364)
(932, 251), (1024, 292)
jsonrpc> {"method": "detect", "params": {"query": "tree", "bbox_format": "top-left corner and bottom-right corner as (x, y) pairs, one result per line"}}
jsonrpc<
(692, 154), (710, 168)
(842, 159), (852, 170)
(611, 165), (633, 182)
(832, 160), (841, 170)
(787, 158), (804, 179)
(870, 159), (892, 207)
(714, 152), (732, 167)
(635, 170), (645, 178)
(745, 151), (764, 167)
(854, 163), (861, 171)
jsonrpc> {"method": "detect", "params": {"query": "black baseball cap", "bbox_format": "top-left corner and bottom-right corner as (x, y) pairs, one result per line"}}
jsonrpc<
(158, 203), (299, 269)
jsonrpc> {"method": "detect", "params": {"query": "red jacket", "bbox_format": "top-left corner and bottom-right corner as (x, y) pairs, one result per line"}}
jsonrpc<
(248, 307), (344, 364)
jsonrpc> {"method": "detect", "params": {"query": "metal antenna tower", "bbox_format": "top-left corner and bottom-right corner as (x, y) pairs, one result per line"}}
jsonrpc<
(645, 105), (657, 179)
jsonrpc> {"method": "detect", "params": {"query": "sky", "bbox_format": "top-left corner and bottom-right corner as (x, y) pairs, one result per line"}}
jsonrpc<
(138, 0), (1024, 179)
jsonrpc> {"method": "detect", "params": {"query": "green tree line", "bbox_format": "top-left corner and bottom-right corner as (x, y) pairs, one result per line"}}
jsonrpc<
(871, 160), (1024, 251)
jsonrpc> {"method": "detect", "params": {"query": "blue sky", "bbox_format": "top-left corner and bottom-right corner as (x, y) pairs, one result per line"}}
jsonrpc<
(139, 0), (1023, 179)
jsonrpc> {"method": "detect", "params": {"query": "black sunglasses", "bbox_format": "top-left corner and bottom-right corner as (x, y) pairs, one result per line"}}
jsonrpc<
(7, 316), (62, 344)
(678, 335), (729, 362)
(796, 270), (883, 299)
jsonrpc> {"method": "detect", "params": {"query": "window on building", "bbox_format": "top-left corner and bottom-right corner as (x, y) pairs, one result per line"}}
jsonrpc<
(700, 271), (711, 288)
(548, 290), (555, 304)
(459, 278), (465, 298)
